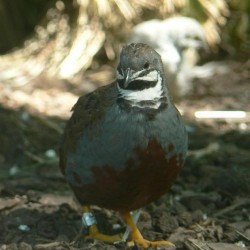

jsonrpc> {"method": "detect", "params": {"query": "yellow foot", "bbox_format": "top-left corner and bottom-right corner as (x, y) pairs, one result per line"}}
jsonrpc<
(82, 206), (121, 243)
(128, 238), (175, 249)
(85, 224), (121, 243)
(121, 212), (175, 249)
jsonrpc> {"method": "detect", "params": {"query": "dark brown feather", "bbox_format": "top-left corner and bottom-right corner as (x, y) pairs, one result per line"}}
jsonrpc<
(59, 82), (117, 174)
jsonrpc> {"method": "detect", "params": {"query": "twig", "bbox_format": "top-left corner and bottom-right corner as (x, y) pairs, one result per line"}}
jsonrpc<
(236, 230), (250, 242)
(213, 199), (250, 217)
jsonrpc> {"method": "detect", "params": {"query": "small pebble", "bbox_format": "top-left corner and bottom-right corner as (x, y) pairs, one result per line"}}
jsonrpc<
(18, 224), (30, 232)
(239, 123), (248, 130)
(45, 149), (56, 158)
(9, 165), (19, 176)
(20, 111), (30, 121)
(236, 241), (245, 247)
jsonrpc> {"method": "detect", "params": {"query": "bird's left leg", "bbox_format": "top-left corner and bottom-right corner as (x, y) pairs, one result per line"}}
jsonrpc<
(121, 210), (141, 242)
(121, 211), (175, 249)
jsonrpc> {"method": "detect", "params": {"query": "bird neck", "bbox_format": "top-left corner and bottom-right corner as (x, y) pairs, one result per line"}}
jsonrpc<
(117, 73), (169, 110)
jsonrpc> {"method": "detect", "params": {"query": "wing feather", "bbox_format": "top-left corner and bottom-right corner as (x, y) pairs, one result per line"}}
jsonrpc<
(59, 82), (117, 174)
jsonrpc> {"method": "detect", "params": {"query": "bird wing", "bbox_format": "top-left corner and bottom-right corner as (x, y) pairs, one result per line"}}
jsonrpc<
(59, 81), (117, 174)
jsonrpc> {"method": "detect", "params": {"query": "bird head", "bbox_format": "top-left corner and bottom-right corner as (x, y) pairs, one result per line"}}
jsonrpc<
(163, 17), (208, 52)
(116, 43), (168, 108)
(117, 43), (165, 89)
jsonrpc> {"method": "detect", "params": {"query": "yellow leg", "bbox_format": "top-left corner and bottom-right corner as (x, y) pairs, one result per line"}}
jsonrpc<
(82, 206), (121, 243)
(121, 212), (175, 249)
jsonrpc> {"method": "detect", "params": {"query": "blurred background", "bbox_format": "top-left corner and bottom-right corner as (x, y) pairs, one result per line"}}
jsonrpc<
(0, 0), (249, 249)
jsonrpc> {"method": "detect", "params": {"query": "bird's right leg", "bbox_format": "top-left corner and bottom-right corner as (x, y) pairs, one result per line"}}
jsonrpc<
(82, 206), (122, 243)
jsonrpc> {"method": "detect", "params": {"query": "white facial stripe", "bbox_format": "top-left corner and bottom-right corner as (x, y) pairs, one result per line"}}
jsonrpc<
(117, 73), (163, 103)
(116, 69), (158, 82)
(136, 70), (158, 82)
(132, 69), (145, 78)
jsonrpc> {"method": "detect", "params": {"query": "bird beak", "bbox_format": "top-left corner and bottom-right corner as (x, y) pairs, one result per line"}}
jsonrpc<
(124, 68), (132, 88)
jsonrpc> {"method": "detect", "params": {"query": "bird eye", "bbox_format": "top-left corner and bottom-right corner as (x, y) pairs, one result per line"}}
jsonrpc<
(143, 62), (149, 69)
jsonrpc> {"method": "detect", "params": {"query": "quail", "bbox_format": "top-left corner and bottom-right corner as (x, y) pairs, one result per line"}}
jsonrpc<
(128, 16), (208, 100)
(59, 43), (188, 249)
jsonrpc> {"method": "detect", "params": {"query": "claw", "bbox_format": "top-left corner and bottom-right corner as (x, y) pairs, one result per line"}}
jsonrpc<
(121, 211), (175, 249)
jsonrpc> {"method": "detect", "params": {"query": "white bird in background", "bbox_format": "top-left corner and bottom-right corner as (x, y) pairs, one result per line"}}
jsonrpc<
(128, 16), (210, 100)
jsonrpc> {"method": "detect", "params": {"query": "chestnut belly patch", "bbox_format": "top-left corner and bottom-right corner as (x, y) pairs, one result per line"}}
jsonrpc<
(70, 138), (184, 212)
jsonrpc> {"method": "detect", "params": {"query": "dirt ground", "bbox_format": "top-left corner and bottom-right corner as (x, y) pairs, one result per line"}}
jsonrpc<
(0, 57), (249, 250)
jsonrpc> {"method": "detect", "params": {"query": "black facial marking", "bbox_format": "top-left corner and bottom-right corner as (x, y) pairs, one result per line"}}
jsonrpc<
(117, 68), (157, 90)
(143, 62), (149, 69)
(126, 80), (157, 91)
(117, 78), (125, 88)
